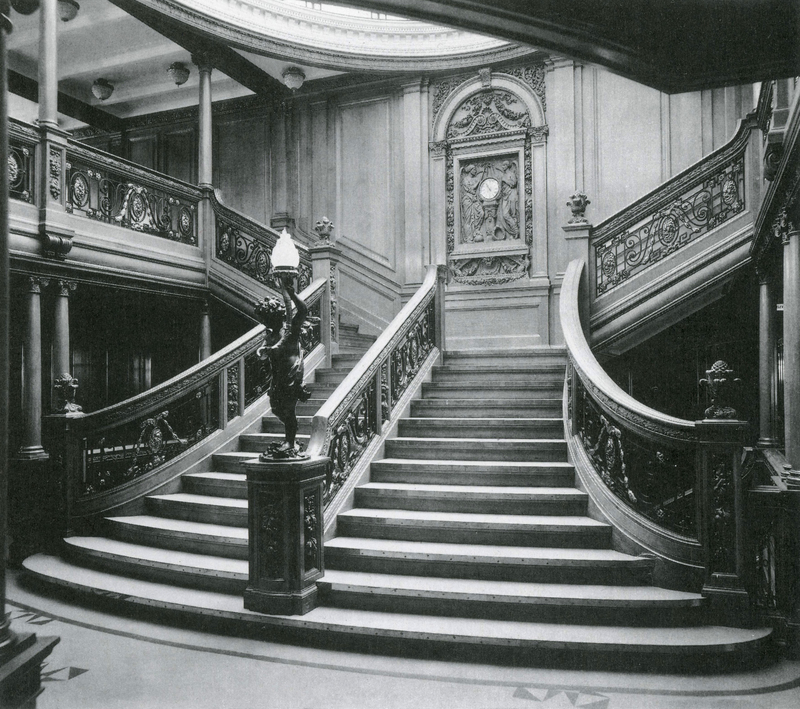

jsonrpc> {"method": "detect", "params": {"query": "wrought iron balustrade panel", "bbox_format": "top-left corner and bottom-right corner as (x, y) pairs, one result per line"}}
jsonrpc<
(244, 350), (272, 408)
(9, 137), (34, 203)
(325, 379), (377, 504)
(388, 298), (436, 417)
(79, 382), (220, 497)
(65, 159), (198, 244)
(216, 218), (313, 291)
(573, 375), (697, 536)
(301, 296), (322, 356)
(595, 156), (745, 296)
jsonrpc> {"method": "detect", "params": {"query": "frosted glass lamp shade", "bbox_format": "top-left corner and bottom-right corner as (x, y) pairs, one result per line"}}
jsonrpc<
(271, 229), (300, 275)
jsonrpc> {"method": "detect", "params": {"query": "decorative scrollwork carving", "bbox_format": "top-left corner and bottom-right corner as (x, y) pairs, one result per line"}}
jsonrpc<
(48, 148), (62, 200)
(449, 253), (529, 286)
(227, 365), (240, 420)
(258, 492), (284, 579)
(8, 138), (33, 203)
(507, 64), (547, 114)
(447, 89), (531, 140)
(303, 490), (319, 573)
(595, 155), (746, 296)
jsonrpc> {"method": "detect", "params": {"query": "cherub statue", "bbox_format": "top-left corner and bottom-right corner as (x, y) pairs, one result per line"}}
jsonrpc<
(254, 275), (312, 459)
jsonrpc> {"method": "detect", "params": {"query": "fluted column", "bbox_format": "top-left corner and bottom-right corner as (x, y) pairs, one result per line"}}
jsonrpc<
(199, 300), (212, 361)
(757, 270), (778, 447)
(37, 0), (58, 129)
(783, 226), (800, 468)
(193, 51), (213, 189)
(16, 276), (48, 461)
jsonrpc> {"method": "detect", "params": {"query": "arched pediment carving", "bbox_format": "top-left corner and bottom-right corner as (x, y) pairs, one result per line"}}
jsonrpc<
(447, 89), (531, 140)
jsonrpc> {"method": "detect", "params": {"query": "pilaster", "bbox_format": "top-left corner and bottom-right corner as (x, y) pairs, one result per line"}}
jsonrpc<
(757, 270), (779, 447)
(199, 299), (212, 361)
(310, 220), (340, 365)
(783, 224), (800, 468)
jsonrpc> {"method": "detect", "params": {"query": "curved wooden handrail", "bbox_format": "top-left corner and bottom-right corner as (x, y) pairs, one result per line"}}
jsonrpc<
(72, 277), (327, 434)
(561, 258), (696, 444)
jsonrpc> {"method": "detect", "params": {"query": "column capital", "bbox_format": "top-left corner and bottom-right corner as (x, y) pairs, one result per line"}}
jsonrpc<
(200, 298), (210, 314)
(27, 276), (50, 294)
(55, 279), (77, 297)
(192, 50), (214, 74)
(773, 206), (797, 246)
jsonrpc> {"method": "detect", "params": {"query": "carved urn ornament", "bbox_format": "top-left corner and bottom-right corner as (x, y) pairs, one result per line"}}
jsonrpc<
(700, 360), (742, 419)
(91, 78), (114, 101)
(167, 62), (190, 86)
(313, 217), (335, 244)
(566, 192), (591, 224)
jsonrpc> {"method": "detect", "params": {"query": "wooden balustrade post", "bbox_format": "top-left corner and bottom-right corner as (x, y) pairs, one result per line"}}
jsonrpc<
(309, 240), (341, 367)
(243, 455), (328, 615)
(696, 418), (751, 626)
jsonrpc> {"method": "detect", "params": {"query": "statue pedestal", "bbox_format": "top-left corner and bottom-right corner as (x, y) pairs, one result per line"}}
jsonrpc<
(243, 455), (327, 616)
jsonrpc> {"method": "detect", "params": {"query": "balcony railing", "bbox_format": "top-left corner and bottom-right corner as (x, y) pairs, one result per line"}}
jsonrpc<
(9, 119), (36, 204)
(65, 141), (203, 245)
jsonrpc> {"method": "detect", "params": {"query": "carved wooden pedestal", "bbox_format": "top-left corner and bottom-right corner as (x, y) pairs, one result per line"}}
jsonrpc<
(244, 456), (327, 616)
(696, 419), (751, 626)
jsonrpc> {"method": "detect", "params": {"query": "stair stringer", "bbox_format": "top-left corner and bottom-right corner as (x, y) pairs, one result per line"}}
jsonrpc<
(71, 344), (327, 533)
(323, 348), (441, 540)
(562, 376), (705, 593)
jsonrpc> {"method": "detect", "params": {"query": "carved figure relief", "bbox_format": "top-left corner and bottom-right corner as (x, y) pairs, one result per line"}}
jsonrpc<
(447, 89), (530, 140)
(459, 155), (520, 244)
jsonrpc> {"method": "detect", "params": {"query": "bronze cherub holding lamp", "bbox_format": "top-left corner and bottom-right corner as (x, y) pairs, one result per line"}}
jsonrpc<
(254, 229), (312, 460)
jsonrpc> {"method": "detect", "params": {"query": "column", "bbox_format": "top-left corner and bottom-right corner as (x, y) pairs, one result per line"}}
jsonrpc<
(16, 276), (48, 461)
(37, 0), (58, 129)
(52, 279), (75, 377)
(194, 52), (213, 189)
(757, 270), (778, 447)
(199, 300), (212, 361)
(783, 226), (800, 468)
(401, 79), (428, 285)
(270, 102), (295, 232)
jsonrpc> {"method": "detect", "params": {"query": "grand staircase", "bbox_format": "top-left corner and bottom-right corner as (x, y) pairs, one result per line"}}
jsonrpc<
(23, 346), (771, 671)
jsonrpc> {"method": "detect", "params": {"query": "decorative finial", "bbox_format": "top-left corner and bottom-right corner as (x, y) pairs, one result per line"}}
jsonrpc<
(566, 192), (591, 224)
(700, 360), (742, 419)
(313, 217), (335, 244)
(54, 373), (82, 414)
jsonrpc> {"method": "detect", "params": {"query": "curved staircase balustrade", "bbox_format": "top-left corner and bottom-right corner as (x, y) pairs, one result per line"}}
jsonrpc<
(591, 118), (754, 298)
(64, 135), (203, 245)
(210, 190), (313, 292)
(307, 264), (446, 509)
(48, 278), (327, 523)
(561, 258), (706, 568)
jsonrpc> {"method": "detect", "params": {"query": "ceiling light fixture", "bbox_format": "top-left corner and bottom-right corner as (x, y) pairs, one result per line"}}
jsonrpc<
(167, 62), (190, 86)
(281, 66), (305, 92)
(91, 78), (114, 101)
(9, 0), (39, 14)
(58, 0), (79, 22)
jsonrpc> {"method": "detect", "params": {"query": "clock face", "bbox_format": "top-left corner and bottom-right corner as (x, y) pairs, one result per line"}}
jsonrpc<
(479, 177), (500, 201)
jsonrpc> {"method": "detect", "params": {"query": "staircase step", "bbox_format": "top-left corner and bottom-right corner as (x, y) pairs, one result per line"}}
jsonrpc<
(297, 399), (330, 415)
(239, 432), (310, 453)
(354, 483), (587, 515)
(384, 437), (568, 462)
(314, 370), (355, 384)
(337, 508), (611, 547)
(212, 451), (258, 473)
(180, 471), (248, 498)
(324, 537), (655, 585)
(432, 365), (565, 383)
(398, 418), (563, 439)
(104, 515), (248, 559)
(23, 554), (771, 672)
(61, 537), (248, 593)
(23, 554), (771, 671)
(261, 416), (314, 434)
(319, 569), (705, 625)
(146, 493), (248, 527)
(371, 458), (575, 486)
(444, 350), (567, 367)
(411, 399), (562, 418)
(422, 382), (562, 399)
(332, 353), (366, 365)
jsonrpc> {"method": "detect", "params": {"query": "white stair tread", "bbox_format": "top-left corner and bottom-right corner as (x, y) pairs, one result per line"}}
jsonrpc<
(340, 508), (607, 526)
(321, 570), (703, 605)
(402, 418), (563, 424)
(376, 458), (572, 468)
(65, 537), (248, 574)
(184, 472), (246, 482)
(392, 437), (566, 444)
(325, 537), (637, 563)
(106, 515), (248, 540)
(360, 483), (586, 497)
(148, 493), (247, 508)
(23, 555), (770, 651)
(214, 452), (258, 460)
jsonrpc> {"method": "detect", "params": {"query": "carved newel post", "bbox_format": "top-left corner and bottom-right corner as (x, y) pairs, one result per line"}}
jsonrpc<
(244, 229), (327, 615)
(696, 360), (750, 625)
(310, 217), (340, 366)
(562, 193), (592, 328)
